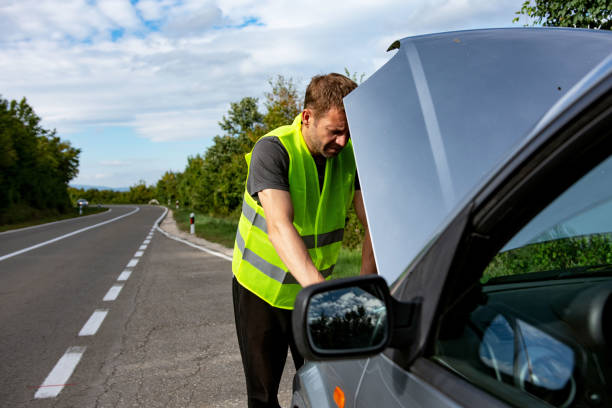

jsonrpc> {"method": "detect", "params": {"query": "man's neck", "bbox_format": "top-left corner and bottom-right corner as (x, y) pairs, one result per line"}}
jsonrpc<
(312, 153), (326, 165)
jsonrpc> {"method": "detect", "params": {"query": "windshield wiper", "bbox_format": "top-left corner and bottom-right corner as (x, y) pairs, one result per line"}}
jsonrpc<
(485, 263), (612, 285)
(557, 263), (612, 278)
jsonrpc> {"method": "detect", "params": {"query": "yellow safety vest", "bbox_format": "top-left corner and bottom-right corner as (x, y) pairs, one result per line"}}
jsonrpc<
(232, 114), (356, 309)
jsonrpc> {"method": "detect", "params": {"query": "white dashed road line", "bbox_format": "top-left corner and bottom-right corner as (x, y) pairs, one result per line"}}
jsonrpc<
(33, 207), (167, 400)
(103, 284), (124, 301)
(79, 310), (109, 336)
(34, 347), (86, 399)
(117, 270), (132, 281)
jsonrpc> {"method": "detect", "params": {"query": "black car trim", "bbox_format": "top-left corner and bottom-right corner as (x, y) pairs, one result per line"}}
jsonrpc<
(419, 85), (612, 405)
(411, 357), (545, 408)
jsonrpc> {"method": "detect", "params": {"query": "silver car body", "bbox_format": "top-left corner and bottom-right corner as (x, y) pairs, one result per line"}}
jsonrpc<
(292, 28), (612, 408)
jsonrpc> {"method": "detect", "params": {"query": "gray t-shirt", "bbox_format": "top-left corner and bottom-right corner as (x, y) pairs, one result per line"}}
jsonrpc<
(247, 137), (360, 199)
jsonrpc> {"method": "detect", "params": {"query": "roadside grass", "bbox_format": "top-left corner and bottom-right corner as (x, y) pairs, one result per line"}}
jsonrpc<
(171, 207), (362, 278)
(0, 206), (108, 233)
(172, 208), (239, 248)
(333, 248), (362, 278)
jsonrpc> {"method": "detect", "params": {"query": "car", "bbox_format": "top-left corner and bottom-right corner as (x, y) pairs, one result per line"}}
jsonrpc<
(291, 28), (612, 408)
(76, 198), (89, 208)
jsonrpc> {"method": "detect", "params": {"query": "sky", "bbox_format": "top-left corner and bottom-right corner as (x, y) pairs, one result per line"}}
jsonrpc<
(0, 0), (526, 188)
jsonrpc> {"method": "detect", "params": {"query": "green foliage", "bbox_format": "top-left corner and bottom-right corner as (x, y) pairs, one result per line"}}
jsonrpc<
(218, 97), (263, 137)
(68, 187), (129, 205)
(0, 96), (80, 225)
(334, 248), (362, 278)
(514, 0), (612, 29)
(343, 205), (365, 250)
(177, 154), (206, 209)
(483, 233), (612, 282)
(160, 77), (302, 218)
(156, 171), (180, 205)
(261, 75), (301, 133)
(68, 179), (155, 205)
(344, 67), (366, 84)
(173, 207), (239, 248)
(155, 74), (367, 255)
(128, 180), (156, 203)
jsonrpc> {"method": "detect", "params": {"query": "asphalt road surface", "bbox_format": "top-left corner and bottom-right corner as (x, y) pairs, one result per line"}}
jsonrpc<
(0, 205), (294, 407)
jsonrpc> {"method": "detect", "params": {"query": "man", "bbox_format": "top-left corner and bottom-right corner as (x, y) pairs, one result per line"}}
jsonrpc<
(232, 73), (377, 408)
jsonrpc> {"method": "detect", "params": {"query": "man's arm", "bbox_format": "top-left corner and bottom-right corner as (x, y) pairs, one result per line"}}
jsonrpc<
(354, 190), (378, 275)
(258, 188), (325, 287)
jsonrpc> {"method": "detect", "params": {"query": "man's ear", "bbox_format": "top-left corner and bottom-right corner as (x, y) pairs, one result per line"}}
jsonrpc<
(302, 109), (312, 127)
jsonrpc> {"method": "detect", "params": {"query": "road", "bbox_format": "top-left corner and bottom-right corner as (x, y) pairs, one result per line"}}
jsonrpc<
(0, 205), (294, 407)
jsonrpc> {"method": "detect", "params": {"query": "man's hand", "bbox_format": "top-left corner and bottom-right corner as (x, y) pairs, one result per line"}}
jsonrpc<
(354, 190), (378, 275)
(258, 189), (325, 287)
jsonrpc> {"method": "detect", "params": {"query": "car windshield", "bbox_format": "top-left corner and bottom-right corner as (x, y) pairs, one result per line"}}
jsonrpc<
(344, 29), (612, 284)
(483, 155), (612, 284)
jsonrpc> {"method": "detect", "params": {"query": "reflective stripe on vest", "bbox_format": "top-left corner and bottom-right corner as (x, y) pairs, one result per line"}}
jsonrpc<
(235, 229), (335, 285)
(241, 200), (344, 249)
(232, 114), (356, 309)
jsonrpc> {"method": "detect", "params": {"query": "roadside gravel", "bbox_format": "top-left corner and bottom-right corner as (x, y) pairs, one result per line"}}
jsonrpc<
(157, 208), (295, 407)
(159, 209), (234, 258)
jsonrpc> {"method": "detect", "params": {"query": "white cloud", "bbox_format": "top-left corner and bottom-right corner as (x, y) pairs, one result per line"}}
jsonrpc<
(98, 0), (142, 30)
(131, 109), (224, 141)
(163, 2), (223, 37)
(1, 0), (523, 186)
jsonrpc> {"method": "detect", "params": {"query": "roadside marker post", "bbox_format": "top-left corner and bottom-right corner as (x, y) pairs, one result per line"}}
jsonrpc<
(190, 213), (195, 235)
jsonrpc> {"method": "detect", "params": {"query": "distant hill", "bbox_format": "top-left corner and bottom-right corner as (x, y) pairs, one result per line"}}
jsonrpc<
(70, 184), (130, 192)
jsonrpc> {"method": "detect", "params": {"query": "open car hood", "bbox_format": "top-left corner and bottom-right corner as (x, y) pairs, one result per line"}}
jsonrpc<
(344, 28), (612, 284)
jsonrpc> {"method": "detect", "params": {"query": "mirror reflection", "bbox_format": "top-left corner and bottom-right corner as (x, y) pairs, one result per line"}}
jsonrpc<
(307, 286), (387, 351)
(479, 315), (576, 407)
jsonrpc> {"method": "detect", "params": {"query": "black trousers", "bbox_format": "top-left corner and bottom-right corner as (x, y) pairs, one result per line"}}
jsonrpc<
(232, 277), (304, 408)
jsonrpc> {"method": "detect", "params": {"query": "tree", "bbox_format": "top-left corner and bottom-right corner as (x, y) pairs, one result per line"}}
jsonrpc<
(261, 75), (301, 136)
(1, 95), (80, 224)
(218, 97), (264, 138)
(155, 76), (302, 218)
(178, 155), (206, 209)
(156, 171), (180, 205)
(344, 67), (366, 84)
(514, 0), (612, 29)
(128, 180), (155, 204)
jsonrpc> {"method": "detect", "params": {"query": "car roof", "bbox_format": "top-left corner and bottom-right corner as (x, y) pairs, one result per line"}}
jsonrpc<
(345, 28), (612, 284)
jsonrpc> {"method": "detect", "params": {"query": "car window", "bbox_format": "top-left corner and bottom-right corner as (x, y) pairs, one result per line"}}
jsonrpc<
(432, 154), (612, 407)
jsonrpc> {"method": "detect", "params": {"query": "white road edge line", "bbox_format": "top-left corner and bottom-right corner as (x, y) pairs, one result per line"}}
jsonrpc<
(117, 270), (132, 281)
(103, 284), (124, 301)
(34, 346), (86, 399)
(126, 259), (139, 268)
(79, 309), (109, 336)
(143, 240), (151, 244)
(139, 245), (147, 250)
(0, 208), (112, 236)
(0, 207), (140, 262)
(134, 251), (144, 257)
(153, 208), (232, 262)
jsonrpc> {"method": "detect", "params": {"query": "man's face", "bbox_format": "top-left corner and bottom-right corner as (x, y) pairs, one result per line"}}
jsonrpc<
(301, 107), (350, 158)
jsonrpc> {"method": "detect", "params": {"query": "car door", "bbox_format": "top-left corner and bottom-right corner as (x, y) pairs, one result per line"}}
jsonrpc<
(353, 55), (612, 408)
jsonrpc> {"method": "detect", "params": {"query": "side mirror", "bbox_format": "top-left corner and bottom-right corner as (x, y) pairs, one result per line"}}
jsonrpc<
(292, 275), (393, 360)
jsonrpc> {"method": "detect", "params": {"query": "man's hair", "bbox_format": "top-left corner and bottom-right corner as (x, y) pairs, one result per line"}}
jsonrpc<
(304, 73), (357, 117)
